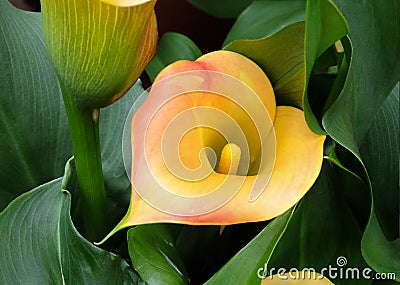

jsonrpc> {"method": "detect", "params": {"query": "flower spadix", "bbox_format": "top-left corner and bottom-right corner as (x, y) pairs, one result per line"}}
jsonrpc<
(41, 0), (157, 107)
(107, 50), (325, 237)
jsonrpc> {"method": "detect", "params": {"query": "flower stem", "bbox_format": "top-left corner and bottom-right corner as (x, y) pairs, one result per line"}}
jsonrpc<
(62, 91), (108, 242)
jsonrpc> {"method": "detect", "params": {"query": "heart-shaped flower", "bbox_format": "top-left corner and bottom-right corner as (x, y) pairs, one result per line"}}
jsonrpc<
(107, 50), (325, 237)
(41, 0), (158, 107)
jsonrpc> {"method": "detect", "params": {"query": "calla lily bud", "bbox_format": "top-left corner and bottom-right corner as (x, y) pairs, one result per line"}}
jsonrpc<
(41, 0), (158, 107)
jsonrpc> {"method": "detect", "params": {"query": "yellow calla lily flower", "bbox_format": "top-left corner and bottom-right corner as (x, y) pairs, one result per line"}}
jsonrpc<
(109, 50), (325, 233)
(41, 0), (157, 107)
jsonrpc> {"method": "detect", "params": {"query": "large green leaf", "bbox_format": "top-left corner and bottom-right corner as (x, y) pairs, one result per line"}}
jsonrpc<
(0, 0), (71, 210)
(223, 0), (305, 46)
(145, 32), (202, 82)
(128, 224), (190, 285)
(0, 161), (143, 284)
(303, 0), (349, 134)
(204, 208), (295, 285)
(305, 0), (348, 70)
(320, 0), (400, 277)
(360, 85), (400, 282)
(360, 84), (399, 241)
(268, 162), (370, 285)
(323, 0), (400, 148)
(186, 0), (254, 19)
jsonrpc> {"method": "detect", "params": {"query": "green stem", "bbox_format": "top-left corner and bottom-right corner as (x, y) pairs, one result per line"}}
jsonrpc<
(62, 92), (108, 242)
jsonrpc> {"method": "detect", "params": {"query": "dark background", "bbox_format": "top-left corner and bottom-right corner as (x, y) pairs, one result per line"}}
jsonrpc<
(8, 0), (235, 53)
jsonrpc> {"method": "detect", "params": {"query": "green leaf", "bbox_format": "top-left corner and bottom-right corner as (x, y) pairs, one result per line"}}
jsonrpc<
(145, 32), (202, 82)
(100, 82), (146, 226)
(305, 0), (349, 64)
(362, 213), (400, 283)
(268, 162), (371, 285)
(321, 36), (351, 114)
(312, 45), (337, 72)
(360, 84), (400, 282)
(0, 161), (143, 284)
(0, 0), (71, 210)
(225, 22), (306, 107)
(204, 208), (295, 285)
(128, 224), (190, 285)
(304, 0), (349, 134)
(186, 0), (254, 19)
(223, 0), (306, 46)
(322, 0), (400, 155)
(324, 144), (361, 181)
(307, 36), (352, 123)
(320, 0), (399, 276)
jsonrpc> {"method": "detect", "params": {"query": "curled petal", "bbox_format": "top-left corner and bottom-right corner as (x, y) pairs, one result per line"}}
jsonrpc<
(197, 51), (276, 122)
(156, 51), (276, 122)
(114, 106), (324, 228)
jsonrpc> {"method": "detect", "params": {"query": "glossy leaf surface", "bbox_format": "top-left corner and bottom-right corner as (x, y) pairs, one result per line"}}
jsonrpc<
(0, 162), (143, 284)
(360, 85), (400, 282)
(223, 0), (305, 46)
(204, 209), (295, 285)
(128, 224), (190, 285)
(0, 0), (71, 210)
(320, 0), (400, 277)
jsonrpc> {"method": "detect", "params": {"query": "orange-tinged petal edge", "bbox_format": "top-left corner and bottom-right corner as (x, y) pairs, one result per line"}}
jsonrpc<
(111, 106), (325, 228)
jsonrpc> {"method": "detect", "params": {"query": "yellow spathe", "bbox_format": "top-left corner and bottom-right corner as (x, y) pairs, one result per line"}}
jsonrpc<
(108, 50), (325, 234)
